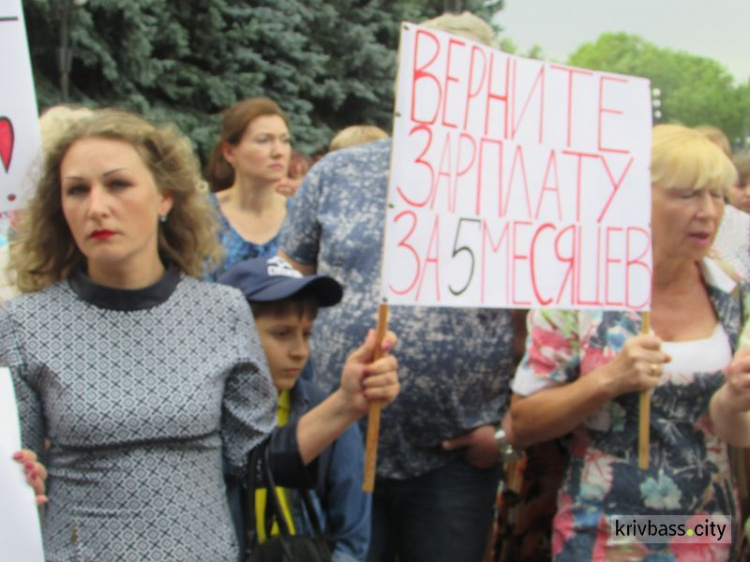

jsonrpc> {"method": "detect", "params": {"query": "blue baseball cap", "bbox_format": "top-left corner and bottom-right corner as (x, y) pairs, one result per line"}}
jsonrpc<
(218, 256), (343, 307)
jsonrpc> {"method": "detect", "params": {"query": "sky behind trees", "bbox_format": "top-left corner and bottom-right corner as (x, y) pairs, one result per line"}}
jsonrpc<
(497, 0), (749, 83)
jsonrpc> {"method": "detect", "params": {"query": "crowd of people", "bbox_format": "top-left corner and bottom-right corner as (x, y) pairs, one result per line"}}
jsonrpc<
(6, 9), (750, 562)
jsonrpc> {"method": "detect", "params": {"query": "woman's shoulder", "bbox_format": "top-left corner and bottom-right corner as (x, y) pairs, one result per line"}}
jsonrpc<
(314, 138), (391, 178)
(206, 191), (229, 223)
(0, 282), (71, 339)
(175, 275), (250, 314)
(2, 281), (70, 312)
(178, 274), (244, 298)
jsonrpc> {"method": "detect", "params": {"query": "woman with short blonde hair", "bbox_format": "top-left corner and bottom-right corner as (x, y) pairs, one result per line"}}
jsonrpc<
(328, 125), (388, 153)
(511, 123), (743, 560)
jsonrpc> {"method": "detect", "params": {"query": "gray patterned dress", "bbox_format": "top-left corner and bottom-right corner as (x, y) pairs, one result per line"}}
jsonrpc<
(0, 268), (277, 561)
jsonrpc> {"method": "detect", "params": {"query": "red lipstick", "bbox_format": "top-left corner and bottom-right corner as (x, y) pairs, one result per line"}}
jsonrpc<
(91, 230), (115, 240)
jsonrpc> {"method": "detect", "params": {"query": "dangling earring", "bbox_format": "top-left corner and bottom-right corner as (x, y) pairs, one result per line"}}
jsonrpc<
(160, 213), (168, 223)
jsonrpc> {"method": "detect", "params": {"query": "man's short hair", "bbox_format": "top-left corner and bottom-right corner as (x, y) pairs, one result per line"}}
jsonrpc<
(420, 11), (498, 48)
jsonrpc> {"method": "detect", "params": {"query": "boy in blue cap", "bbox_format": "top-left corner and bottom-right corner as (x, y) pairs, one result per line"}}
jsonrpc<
(220, 256), (378, 562)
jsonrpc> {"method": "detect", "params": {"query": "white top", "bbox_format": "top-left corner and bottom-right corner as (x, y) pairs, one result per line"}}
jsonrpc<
(660, 323), (732, 382)
(512, 257), (738, 397)
(513, 321), (733, 397)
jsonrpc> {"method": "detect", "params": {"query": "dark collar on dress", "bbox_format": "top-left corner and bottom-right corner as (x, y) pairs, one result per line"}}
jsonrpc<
(68, 266), (180, 311)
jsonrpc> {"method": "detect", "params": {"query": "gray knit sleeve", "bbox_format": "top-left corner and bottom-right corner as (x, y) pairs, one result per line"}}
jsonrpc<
(0, 304), (45, 457)
(220, 291), (277, 476)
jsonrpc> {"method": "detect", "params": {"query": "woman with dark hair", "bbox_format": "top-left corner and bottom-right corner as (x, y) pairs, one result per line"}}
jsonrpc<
(205, 97), (292, 279)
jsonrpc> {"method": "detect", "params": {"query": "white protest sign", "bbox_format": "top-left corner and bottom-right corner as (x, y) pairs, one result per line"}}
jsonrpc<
(382, 23), (653, 310)
(0, 368), (45, 561)
(0, 0), (42, 214)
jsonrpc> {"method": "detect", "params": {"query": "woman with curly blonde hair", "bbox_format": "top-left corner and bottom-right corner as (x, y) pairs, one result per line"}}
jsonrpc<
(5, 108), (401, 561)
(10, 109), (221, 291)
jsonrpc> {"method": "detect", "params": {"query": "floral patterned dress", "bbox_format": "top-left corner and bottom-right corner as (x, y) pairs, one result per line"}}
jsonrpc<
(512, 258), (748, 561)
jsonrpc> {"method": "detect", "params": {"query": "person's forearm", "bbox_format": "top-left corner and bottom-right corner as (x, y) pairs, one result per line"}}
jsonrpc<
(296, 389), (360, 464)
(511, 368), (615, 448)
(710, 385), (750, 447)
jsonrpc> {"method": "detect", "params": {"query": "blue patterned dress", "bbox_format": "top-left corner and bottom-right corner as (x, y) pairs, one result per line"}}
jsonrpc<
(205, 193), (287, 281)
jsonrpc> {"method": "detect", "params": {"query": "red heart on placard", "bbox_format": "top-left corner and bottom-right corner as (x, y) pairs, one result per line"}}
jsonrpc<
(0, 117), (14, 173)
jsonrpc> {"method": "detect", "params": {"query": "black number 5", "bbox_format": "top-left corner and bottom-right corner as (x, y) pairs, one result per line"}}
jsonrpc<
(449, 218), (481, 296)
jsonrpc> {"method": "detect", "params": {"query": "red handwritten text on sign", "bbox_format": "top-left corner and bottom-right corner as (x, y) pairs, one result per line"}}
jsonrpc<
(1, 3), (43, 210)
(0, 117), (15, 173)
(382, 25), (653, 310)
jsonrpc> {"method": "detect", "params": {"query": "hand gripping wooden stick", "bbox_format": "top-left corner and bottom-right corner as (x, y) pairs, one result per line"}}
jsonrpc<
(638, 311), (651, 470)
(363, 303), (390, 493)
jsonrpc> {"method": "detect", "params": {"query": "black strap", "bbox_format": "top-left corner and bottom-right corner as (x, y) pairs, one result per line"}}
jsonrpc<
(259, 443), (293, 537)
(299, 486), (325, 537)
(244, 439), (326, 552)
(244, 440), (264, 551)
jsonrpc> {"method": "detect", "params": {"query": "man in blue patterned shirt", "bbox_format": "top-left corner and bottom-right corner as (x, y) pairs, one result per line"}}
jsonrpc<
(279, 135), (518, 561)
(279, 15), (519, 557)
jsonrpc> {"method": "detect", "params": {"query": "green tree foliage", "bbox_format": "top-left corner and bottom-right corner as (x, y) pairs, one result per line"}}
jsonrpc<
(23, 0), (503, 158)
(497, 37), (547, 60)
(397, 0), (502, 24)
(568, 32), (750, 145)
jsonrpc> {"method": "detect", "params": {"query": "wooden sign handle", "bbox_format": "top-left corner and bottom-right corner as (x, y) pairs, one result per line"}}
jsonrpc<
(638, 311), (652, 470)
(363, 304), (390, 493)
